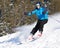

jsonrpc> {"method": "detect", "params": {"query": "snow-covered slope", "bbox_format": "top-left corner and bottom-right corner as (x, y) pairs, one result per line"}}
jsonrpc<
(0, 13), (60, 48)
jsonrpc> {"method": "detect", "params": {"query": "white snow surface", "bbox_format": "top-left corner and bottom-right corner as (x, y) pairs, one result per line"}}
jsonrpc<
(0, 13), (60, 48)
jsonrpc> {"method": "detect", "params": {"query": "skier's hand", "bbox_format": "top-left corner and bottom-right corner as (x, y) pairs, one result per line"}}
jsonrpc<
(42, 11), (46, 14)
(42, 8), (48, 14)
(24, 12), (28, 15)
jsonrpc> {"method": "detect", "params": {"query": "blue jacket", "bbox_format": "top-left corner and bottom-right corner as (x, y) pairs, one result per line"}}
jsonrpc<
(28, 7), (48, 20)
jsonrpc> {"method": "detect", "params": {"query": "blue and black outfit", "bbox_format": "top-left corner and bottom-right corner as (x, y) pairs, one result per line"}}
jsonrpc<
(27, 6), (48, 35)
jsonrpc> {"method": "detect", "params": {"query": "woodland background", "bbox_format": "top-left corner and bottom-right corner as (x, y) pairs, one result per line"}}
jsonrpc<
(0, 0), (60, 36)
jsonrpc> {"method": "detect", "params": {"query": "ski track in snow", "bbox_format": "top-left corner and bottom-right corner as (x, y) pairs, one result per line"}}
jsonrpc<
(0, 13), (60, 48)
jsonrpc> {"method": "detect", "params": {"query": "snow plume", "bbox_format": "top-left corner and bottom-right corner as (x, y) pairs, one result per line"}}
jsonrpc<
(0, 13), (60, 48)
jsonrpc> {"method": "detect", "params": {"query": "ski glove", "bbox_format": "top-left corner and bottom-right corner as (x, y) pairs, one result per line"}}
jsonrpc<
(24, 12), (28, 15)
(42, 11), (46, 14)
(42, 8), (48, 14)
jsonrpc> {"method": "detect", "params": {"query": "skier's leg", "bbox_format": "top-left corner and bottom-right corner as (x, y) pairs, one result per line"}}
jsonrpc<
(39, 19), (48, 32)
(30, 20), (40, 35)
(28, 20), (40, 40)
(37, 23), (43, 37)
(37, 19), (48, 37)
(34, 20), (43, 38)
(39, 23), (44, 34)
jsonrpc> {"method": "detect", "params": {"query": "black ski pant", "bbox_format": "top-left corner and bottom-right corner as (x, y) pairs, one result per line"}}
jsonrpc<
(31, 19), (48, 35)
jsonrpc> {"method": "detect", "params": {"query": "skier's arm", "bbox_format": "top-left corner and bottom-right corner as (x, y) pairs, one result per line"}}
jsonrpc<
(27, 9), (36, 16)
(24, 9), (36, 16)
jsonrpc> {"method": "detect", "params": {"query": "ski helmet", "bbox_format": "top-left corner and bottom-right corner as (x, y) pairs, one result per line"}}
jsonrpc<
(36, 2), (42, 6)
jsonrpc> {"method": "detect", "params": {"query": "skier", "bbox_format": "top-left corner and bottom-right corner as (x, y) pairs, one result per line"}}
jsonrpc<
(24, 2), (48, 40)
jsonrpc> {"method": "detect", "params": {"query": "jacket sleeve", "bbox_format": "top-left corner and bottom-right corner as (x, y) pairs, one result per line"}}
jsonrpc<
(42, 7), (48, 14)
(28, 9), (36, 16)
